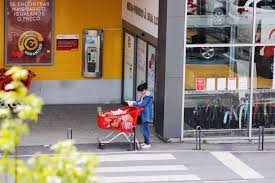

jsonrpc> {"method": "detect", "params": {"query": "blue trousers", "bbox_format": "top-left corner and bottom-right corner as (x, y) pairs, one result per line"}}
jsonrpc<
(140, 122), (151, 145)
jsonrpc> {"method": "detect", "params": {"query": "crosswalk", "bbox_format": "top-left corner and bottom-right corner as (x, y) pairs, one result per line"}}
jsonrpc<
(95, 152), (265, 183)
(96, 153), (201, 183)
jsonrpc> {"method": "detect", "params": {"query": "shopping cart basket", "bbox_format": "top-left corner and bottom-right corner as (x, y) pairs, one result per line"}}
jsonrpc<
(97, 106), (143, 150)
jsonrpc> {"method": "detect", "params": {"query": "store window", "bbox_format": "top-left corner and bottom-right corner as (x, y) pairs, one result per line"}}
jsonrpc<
(252, 0), (275, 136)
(187, 0), (254, 44)
(184, 0), (275, 139)
(123, 33), (135, 101)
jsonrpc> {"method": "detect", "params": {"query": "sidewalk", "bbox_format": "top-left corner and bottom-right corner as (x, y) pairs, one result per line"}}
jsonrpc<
(16, 142), (275, 156)
(20, 104), (161, 146)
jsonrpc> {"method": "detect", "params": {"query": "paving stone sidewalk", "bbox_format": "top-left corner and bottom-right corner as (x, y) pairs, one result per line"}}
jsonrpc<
(20, 104), (161, 146)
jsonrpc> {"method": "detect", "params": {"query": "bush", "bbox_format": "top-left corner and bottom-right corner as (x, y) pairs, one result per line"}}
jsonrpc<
(0, 67), (100, 183)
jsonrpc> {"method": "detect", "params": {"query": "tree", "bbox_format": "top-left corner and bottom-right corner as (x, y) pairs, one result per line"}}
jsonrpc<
(0, 67), (100, 183)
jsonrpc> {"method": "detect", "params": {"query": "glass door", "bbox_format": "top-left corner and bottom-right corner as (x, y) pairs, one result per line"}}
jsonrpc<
(123, 32), (135, 101)
(136, 38), (147, 100)
(147, 44), (156, 119)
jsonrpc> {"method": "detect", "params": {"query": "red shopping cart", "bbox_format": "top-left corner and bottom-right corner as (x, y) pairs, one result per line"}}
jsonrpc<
(97, 106), (143, 150)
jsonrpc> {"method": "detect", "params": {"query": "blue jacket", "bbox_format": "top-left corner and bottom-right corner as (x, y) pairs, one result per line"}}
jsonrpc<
(133, 91), (153, 123)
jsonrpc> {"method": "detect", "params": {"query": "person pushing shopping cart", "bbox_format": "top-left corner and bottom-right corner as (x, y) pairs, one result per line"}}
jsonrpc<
(127, 83), (153, 149)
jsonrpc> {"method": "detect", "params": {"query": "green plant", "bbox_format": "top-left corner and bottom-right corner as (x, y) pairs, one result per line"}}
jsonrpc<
(0, 67), (100, 183)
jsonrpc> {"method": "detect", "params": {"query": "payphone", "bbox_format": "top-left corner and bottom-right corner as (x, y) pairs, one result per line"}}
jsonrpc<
(82, 30), (103, 78)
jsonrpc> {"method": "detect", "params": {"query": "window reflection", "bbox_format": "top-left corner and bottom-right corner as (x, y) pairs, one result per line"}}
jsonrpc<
(187, 0), (254, 44)
(184, 0), (275, 136)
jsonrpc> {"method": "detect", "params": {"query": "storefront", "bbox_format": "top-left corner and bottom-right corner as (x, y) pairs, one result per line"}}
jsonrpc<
(156, 0), (275, 141)
(2, 0), (275, 142)
(121, 0), (158, 114)
(0, 0), (122, 104)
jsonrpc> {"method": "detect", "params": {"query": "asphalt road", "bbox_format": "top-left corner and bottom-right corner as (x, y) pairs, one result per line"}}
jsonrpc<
(93, 150), (275, 183)
(14, 143), (275, 183)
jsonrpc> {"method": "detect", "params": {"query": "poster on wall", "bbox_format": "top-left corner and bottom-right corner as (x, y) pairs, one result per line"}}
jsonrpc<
(123, 33), (135, 101)
(217, 78), (226, 91)
(206, 78), (215, 91)
(5, 0), (53, 65)
(196, 78), (205, 91)
(228, 78), (237, 90)
(136, 38), (147, 99)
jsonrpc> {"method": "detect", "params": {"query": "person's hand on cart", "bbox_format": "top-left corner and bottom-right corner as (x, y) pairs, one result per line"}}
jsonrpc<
(126, 101), (134, 107)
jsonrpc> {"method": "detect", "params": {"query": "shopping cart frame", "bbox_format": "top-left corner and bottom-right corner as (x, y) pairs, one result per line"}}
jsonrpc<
(97, 106), (143, 151)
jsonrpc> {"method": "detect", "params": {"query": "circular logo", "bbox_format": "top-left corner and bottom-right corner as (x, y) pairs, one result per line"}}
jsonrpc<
(18, 31), (44, 57)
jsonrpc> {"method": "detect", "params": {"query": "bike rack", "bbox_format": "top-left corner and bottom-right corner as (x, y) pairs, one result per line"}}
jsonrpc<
(258, 126), (264, 151)
(67, 128), (73, 140)
(196, 126), (202, 150)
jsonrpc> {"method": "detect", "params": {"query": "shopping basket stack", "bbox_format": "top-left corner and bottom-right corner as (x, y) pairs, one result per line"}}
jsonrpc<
(0, 68), (36, 108)
(97, 106), (143, 150)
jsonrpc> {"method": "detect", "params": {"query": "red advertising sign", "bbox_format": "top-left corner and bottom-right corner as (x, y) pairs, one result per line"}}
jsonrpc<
(56, 35), (79, 51)
(5, 0), (53, 65)
(196, 78), (205, 91)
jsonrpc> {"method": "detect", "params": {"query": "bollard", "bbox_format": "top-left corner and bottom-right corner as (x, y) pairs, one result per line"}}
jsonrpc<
(258, 126), (264, 151)
(196, 126), (202, 150)
(133, 127), (136, 150)
(128, 127), (137, 151)
(67, 128), (73, 140)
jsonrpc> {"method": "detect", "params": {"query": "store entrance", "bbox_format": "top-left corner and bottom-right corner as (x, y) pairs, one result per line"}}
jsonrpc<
(122, 32), (157, 116)
(122, 31), (157, 129)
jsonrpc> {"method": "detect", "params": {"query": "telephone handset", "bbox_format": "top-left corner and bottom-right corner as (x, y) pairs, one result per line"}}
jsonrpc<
(87, 47), (97, 72)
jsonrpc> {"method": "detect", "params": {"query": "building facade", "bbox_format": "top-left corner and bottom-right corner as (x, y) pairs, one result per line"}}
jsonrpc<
(1, 0), (275, 141)
(155, 0), (275, 141)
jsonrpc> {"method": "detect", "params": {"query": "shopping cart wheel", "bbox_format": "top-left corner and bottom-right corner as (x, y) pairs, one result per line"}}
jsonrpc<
(97, 142), (104, 150)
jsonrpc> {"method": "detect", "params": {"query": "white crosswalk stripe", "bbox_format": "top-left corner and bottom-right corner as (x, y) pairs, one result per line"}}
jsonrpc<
(211, 152), (264, 180)
(104, 175), (201, 183)
(98, 153), (201, 182)
(98, 153), (176, 162)
(96, 165), (188, 173)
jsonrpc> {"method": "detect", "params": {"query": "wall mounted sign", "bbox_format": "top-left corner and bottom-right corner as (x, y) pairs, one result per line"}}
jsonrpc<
(5, 0), (53, 65)
(196, 78), (205, 91)
(122, 0), (159, 38)
(56, 34), (79, 51)
(206, 78), (215, 91)
(217, 78), (226, 91)
(228, 78), (237, 90)
(238, 77), (248, 90)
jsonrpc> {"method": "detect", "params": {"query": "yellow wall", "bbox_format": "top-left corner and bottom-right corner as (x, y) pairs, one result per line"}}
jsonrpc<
(0, 0), (122, 80)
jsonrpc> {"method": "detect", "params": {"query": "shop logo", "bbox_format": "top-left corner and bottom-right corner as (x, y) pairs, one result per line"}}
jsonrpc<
(18, 31), (44, 57)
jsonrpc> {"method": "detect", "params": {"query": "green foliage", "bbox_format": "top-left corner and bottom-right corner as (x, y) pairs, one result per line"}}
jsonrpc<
(0, 67), (100, 183)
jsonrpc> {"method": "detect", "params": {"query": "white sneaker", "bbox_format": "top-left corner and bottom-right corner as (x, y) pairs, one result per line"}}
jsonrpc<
(139, 143), (146, 146)
(141, 144), (151, 149)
